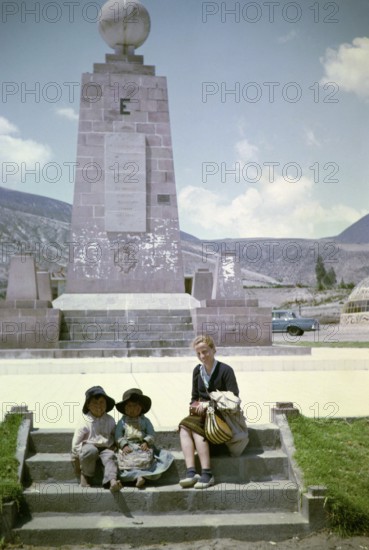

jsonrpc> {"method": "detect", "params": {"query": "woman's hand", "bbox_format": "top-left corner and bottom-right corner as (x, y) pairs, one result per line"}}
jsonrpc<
(122, 445), (132, 454)
(195, 402), (208, 415)
(140, 442), (149, 451)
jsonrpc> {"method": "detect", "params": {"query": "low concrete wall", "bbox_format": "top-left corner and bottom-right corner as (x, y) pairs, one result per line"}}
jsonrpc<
(0, 410), (33, 541)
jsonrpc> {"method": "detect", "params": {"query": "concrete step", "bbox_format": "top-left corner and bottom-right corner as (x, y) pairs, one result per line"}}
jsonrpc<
(54, 346), (202, 356)
(60, 321), (195, 330)
(54, 346), (201, 356)
(29, 426), (281, 454)
(14, 511), (310, 546)
(59, 308), (197, 348)
(0, 346), (312, 359)
(60, 316), (195, 332)
(62, 309), (193, 318)
(58, 339), (196, 349)
(25, 449), (288, 484)
(59, 328), (195, 340)
(23, 480), (300, 515)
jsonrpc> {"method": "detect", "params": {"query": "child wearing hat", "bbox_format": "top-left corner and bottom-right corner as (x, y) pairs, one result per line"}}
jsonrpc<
(71, 385), (122, 492)
(115, 388), (174, 488)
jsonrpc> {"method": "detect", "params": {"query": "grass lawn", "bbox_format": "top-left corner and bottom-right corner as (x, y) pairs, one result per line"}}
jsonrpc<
(291, 341), (369, 348)
(0, 414), (23, 511)
(289, 415), (369, 535)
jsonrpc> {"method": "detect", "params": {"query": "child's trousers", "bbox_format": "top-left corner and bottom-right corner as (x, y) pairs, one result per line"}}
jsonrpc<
(79, 443), (118, 486)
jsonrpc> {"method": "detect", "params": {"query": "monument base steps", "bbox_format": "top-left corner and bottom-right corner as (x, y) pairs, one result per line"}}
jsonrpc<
(58, 308), (197, 351)
(12, 426), (323, 545)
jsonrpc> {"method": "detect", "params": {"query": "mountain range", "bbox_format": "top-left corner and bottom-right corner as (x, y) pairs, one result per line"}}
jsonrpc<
(0, 186), (368, 293)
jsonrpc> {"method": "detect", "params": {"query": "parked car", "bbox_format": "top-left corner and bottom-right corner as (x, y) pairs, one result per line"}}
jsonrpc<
(271, 310), (320, 336)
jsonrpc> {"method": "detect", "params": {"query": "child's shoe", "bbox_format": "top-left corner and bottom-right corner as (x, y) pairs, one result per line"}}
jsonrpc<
(109, 478), (122, 493)
(136, 476), (146, 488)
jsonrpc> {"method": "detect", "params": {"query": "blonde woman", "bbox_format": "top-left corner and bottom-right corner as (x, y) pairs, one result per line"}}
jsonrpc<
(178, 335), (240, 489)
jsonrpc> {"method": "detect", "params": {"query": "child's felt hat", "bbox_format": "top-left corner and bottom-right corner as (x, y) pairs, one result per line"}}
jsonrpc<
(82, 385), (115, 414)
(115, 388), (151, 415)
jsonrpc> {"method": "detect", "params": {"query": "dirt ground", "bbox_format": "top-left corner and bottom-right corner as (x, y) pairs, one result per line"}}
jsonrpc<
(8, 531), (369, 550)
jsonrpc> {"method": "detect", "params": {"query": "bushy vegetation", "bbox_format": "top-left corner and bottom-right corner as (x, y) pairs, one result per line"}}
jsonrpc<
(0, 414), (23, 511)
(289, 415), (369, 535)
(315, 255), (355, 291)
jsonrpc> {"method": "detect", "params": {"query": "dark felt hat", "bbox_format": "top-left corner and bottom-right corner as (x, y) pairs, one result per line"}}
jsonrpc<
(115, 388), (151, 415)
(82, 385), (115, 414)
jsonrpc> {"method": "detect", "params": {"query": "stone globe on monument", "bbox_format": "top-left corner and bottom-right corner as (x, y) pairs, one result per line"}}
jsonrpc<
(98, 0), (151, 55)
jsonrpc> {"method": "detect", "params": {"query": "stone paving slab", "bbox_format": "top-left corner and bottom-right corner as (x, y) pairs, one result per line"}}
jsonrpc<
(14, 511), (310, 546)
(1, 349), (368, 429)
(23, 480), (299, 514)
(25, 449), (288, 484)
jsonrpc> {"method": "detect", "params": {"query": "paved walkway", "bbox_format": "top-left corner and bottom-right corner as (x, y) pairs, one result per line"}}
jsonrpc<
(1, 348), (368, 430)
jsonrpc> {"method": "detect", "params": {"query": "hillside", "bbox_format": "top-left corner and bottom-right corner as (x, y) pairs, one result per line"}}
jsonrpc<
(0, 187), (368, 293)
(335, 213), (369, 244)
(184, 237), (369, 286)
(0, 186), (71, 222)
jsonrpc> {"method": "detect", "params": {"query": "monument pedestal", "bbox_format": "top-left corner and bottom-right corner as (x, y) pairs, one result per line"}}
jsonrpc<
(190, 255), (272, 347)
(0, 256), (61, 349)
(192, 299), (272, 347)
(54, 293), (199, 352)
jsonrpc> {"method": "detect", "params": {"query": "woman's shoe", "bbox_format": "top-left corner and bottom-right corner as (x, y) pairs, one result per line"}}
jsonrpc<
(179, 474), (200, 488)
(194, 476), (215, 489)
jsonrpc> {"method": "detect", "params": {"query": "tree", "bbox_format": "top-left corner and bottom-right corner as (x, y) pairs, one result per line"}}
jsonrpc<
(315, 255), (337, 289)
(323, 267), (337, 288)
(315, 255), (326, 289)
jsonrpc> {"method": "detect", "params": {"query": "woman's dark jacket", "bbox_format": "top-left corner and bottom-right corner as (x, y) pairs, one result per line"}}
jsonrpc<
(191, 361), (239, 403)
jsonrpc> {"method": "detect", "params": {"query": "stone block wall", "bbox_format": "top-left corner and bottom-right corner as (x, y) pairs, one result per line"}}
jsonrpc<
(66, 53), (184, 294)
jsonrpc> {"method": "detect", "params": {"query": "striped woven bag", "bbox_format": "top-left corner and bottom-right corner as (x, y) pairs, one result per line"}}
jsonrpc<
(204, 404), (233, 444)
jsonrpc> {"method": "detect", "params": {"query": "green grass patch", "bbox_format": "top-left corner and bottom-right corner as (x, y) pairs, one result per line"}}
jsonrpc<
(0, 414), (23, 511)
(289, 415), (369, 535)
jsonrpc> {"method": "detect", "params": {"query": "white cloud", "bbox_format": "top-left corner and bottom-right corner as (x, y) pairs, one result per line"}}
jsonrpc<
(0, 117), (52, 187)
(56, 108), (79, 121)
(235, 138), (259, 162)
(0, 135), (52, 165)
(277, 30), (297, 44)
(179, 173), (365, 239)
(305, 129), (321, 147)
(0, 116), (18, 135)
(181, 126), (366, 238)
(320, 37), (369, 100)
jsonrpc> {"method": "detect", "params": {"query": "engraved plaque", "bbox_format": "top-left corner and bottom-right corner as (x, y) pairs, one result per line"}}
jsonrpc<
(105, 133), (146, 232)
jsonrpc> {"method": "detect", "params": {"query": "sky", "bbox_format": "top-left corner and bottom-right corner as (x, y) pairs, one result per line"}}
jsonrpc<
(0, 0), (369, 240)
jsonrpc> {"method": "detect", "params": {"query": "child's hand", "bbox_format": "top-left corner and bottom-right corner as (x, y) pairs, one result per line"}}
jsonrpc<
(140, 442), (149, 451)
(122, 445), (132, 454)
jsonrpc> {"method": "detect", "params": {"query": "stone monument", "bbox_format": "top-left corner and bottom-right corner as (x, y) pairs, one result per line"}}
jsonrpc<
(51, 0), (273, 353)
(53, 0), (199, 352)
(63, 0), (184, 295)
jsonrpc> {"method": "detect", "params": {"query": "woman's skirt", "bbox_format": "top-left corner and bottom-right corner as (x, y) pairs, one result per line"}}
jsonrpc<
(179, 413), (206, 437)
